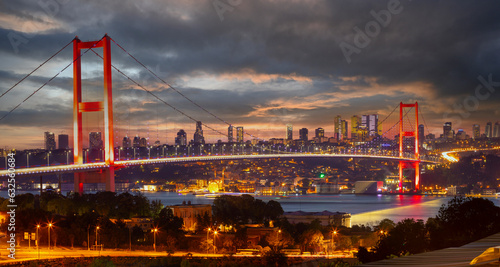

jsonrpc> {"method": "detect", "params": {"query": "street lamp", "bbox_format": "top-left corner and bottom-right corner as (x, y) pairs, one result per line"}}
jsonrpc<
(36, 224), (40, 259)
(27, 152), (30, 168)
(331, 230), (337, 255)
(96, 226), (99, 248)
(206, 227), (211, 254)
(153, 228), (158, 252)
(47, 223), (52, 250)
(47, 151), (51, 166)
(213, 230), (217, 254)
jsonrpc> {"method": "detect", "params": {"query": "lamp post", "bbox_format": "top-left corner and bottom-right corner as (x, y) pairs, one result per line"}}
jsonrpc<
(331, 230), (337, 255)
(47, 151), (51, 166)
(47, 223), (52, 250)
(27, 152), (30, 168)
(36, 224), (40, 259)
(153, 228), (158, 252)
(96, 226), (99, 248)
(213, 230), (217, 254)
(206, 228), (211, 254)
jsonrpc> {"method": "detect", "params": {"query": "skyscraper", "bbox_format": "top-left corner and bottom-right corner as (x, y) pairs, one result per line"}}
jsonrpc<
(351, 115), (360, 140)
(286, 124), (293, 140)
(228, 126), (234, 143)
(341, 120), (348, 140)
(493, 122), (500, 138)
(236, 126), (244, 143)
(334, 115), (342, 140)
(472, 124), (480, 139)
(418, 124), (424, 145)
(485, 122), (492, 138)
(175, 129), (187, 145)
(44, 132), (56, 150)
(194, 121), (205, 144)
(89, 132), (103, 150)
(443, 122), (452, 139)
(58, 134), (69, 149)
(133, 136), (140, 147)
(361, 115), (379, 137)
(315, 127), (324, 138)
(122, 136), (131, 148)
(299, 128), (308, 141)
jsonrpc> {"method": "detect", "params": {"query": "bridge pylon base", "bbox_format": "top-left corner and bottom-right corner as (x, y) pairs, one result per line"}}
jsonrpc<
(74, 166), (115, 195)
(398, 160), (420, 193)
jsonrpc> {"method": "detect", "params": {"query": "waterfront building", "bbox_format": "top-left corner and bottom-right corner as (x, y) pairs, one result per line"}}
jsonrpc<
(167, 202), (212, 232)
(283, 210), (351, 227)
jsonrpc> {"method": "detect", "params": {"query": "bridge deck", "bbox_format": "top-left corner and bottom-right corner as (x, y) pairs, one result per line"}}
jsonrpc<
(0, 153), (437, 177)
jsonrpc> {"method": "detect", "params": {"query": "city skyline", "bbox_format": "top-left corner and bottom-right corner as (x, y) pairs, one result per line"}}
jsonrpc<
(1, 1), (500, 149)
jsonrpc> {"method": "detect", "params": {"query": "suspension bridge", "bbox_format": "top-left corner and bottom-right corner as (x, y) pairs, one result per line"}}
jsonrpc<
(0, 35), (441, 194)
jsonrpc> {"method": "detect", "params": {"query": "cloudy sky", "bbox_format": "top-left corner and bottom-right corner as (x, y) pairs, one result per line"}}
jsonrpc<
(0, 0), (499, 149)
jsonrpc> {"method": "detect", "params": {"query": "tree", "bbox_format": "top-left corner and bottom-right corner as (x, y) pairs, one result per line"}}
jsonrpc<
(431, 197), (500, 248)
(375, 218), (427, 258)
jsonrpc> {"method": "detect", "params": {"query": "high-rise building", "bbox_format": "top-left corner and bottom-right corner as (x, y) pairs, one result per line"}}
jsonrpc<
(472, 124), (480, 139)
(456, 129), (467, 140)
(44, 132), (56, 150)
(194, 121), (205, 144)
(341, 120), (348, 140)
(133, 136), (140, 147)
(351, 115), (360, 140)
(418, 124), (424, 145)
(286, 124), (293, 140)
(315, 128), (325, 138)
(299, 128), (308, 141)
(139, 137), (147, 147)
(236, 126), (244, 143)
(89, 132), (103, 150)
(485, 122), (492, 138)
(58, 134), (69, 149)
(334, 115), (342, 140)
(493, 122), (500, 138)
(175, 130), (187, 146)
(228, 126), (234, 143)
(361, 115), (379, 137)
(443, 122), (452, 139)
(122, 136), (131, 148)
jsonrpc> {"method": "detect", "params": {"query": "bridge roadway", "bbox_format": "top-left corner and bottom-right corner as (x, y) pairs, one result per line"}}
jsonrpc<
(0, 153), (438, 177)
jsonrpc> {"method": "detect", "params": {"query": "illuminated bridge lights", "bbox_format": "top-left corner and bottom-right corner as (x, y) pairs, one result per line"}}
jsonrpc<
(0, 153), (439, 177)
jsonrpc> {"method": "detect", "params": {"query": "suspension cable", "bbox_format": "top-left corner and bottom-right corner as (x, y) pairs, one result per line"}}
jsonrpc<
(0, 39), (74, 99)
(0, 37), (104, 122)
(109, 37), (263, 141)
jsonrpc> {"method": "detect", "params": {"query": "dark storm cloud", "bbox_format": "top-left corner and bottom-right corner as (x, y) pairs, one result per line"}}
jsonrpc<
(1, 0), (500, 147)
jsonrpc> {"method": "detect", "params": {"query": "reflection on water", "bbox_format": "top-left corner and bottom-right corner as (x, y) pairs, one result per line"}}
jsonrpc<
(8, 190), (497, 226)
(139, 192), (455, 226)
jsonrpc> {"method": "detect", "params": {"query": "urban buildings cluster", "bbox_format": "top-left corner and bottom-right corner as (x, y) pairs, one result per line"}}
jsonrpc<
(40, 119), (500, 152)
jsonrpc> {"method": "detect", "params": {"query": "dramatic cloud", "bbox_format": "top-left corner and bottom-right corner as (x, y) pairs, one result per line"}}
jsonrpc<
(0, 0), (499, 148)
